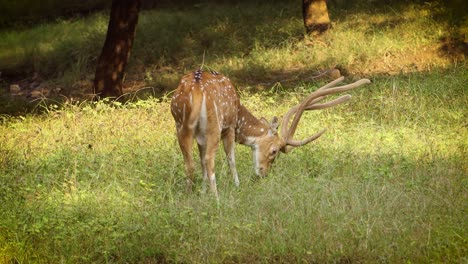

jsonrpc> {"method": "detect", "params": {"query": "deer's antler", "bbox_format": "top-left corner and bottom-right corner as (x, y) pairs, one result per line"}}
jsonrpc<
(280, 77), (371, 153)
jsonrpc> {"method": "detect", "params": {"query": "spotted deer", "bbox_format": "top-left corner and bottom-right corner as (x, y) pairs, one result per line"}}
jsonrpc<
(171, 69), (370, 197)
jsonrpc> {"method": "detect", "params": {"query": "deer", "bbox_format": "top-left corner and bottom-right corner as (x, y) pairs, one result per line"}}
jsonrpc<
(170, 69), (370, 197)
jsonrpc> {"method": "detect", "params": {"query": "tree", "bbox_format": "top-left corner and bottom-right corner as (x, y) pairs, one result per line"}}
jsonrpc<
(302, 0), (330, 35)
(93, 0), (141, 98)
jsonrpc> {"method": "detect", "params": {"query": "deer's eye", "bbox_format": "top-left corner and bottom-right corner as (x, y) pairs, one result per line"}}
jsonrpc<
(270, 148), (278, 156)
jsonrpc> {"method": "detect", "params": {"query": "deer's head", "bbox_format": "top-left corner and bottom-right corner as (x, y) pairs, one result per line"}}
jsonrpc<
(248, 116), (284, 176)
(244, 77), (371, 177)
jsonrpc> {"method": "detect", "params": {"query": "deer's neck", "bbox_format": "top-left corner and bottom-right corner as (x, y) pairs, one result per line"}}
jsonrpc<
(235, 104), (269, 146)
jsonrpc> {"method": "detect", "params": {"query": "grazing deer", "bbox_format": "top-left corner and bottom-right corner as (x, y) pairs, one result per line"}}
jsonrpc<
(171, 69), (370, 197)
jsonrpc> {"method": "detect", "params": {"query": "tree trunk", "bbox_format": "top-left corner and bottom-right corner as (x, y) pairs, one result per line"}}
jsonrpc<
(303, 0), (330, 35)
(93, 0), (141, 98)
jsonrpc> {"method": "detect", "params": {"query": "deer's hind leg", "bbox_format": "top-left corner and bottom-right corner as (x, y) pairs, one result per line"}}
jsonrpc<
(197, 128), (221, 198)
(176, 127), (195, 193)
(205, 136), (220, 198)
(197, 142), (208, 193)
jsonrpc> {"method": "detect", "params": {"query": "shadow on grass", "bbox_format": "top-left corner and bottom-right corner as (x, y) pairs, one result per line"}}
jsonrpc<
(0, 61), (465, 118)
(1, 1), (466, 115)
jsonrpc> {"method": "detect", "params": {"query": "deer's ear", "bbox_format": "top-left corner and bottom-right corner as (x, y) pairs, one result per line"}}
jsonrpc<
(270, 116), (279, 130)
(268, 116), (280, 135)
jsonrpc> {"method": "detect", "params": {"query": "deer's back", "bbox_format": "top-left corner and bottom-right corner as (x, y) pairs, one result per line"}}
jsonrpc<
(171, 70), (240, 133)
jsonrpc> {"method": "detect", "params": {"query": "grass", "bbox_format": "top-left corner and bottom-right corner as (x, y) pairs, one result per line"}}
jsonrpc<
(1, 66), (466, 263)
(1, 1), (467, 263)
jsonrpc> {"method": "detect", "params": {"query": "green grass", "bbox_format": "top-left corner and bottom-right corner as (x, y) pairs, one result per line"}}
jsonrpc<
(1, 65), (466, 263)
(1, 1), (467, 263)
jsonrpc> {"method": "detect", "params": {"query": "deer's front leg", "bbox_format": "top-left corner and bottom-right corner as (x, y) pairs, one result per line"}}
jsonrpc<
(222, 128), (240, 187)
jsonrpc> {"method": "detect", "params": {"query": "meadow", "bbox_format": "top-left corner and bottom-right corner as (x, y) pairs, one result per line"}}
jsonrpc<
(0, 1), (467, 263)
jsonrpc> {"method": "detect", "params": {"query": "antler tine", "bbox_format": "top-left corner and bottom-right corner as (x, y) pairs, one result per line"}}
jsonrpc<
(281, 95), (351, 153)
(281, 78), (370, 151)
(317, 76), (345, 90)
(307, 76), (346, 105)
(280, 77), (348, 139)
(287, 79), (370, 142)
(286, 129), (327, 146)
(280, 105), (298, 141)
(306, 94), (351, 110)
(281, 76), (344, 138)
